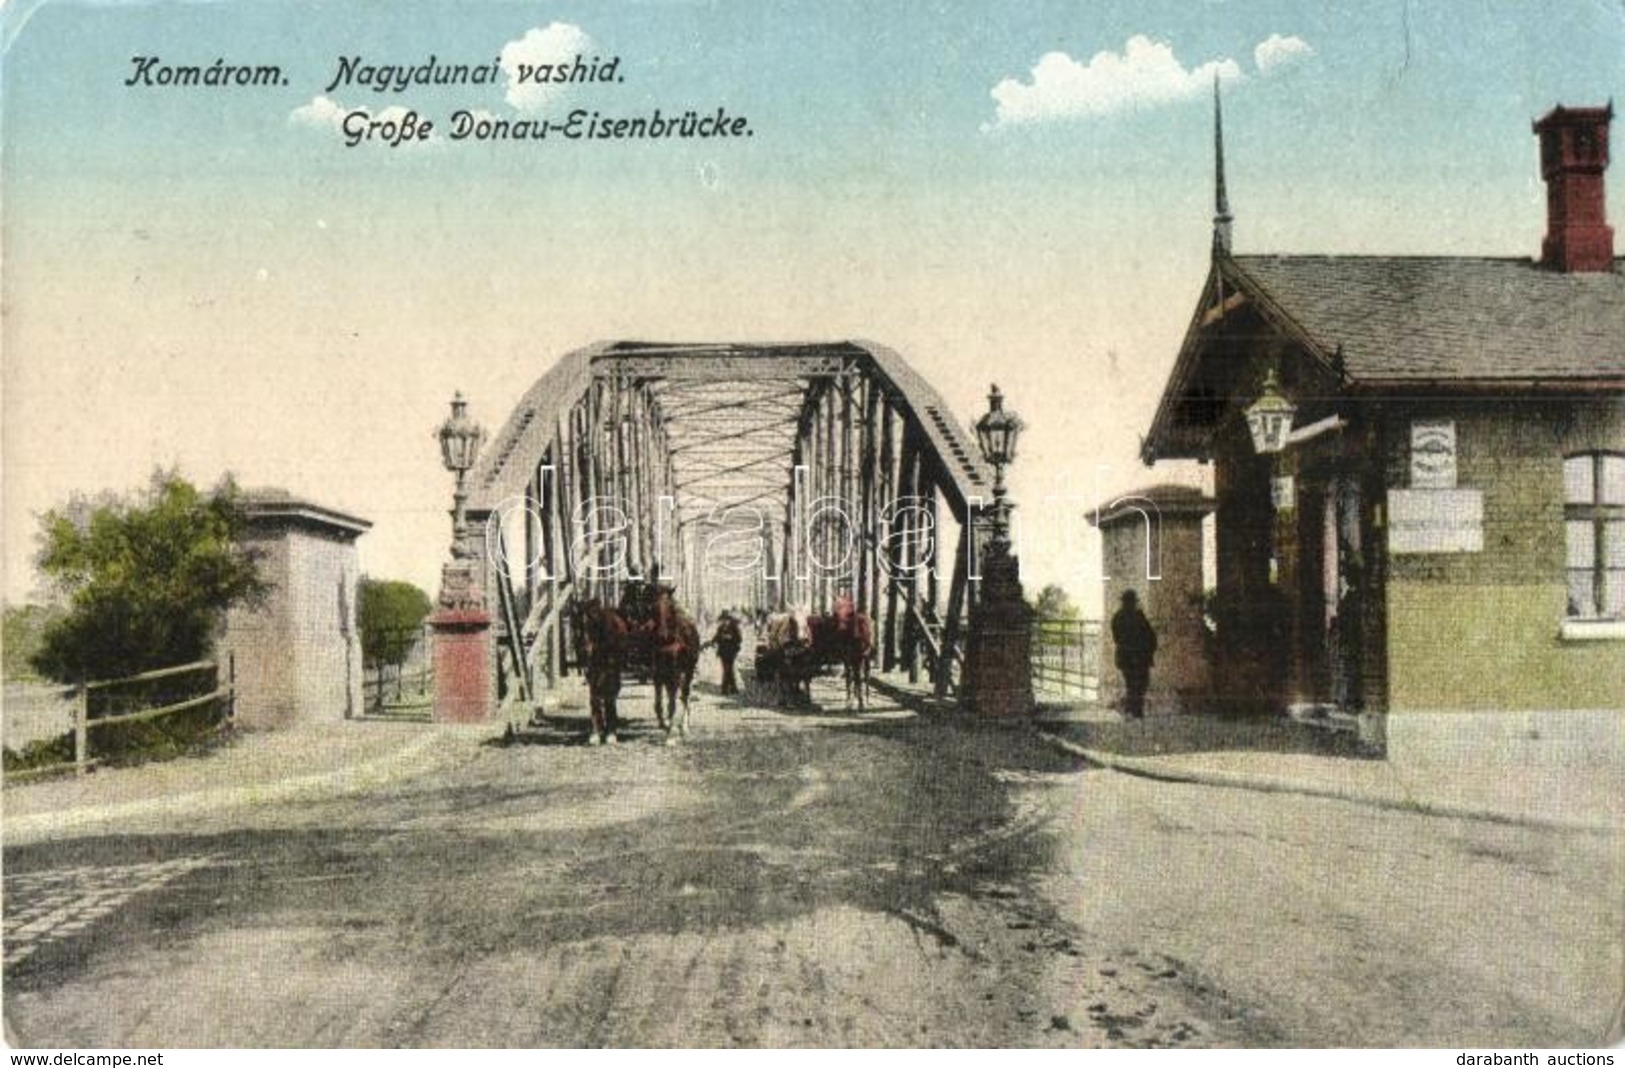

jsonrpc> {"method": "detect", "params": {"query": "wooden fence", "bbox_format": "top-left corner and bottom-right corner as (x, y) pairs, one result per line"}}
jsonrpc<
(5, 657), (234, 782)
(362, 623), (433, 712)
(1031, 617), (1100, 703)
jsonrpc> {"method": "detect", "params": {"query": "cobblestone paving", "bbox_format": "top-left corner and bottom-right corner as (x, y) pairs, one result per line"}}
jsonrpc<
(3, 855), (220, 969)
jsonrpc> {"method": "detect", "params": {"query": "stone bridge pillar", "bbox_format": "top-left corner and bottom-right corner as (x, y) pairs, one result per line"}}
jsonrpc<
(430, 555), (494, 724)
(962, 549), (1035, 716)
(1091, 484), (1215, 716)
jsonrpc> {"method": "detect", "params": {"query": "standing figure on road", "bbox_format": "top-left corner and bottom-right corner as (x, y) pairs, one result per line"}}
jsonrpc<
(710, 611), (744, 695)
(1111, 589), (1157, 720)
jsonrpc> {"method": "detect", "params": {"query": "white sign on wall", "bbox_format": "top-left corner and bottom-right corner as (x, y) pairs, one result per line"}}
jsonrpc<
(1388, 488), (1483, 553)
(1410, 419), (1458, 489)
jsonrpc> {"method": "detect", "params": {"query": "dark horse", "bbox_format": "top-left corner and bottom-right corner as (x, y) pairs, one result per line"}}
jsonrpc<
(569, 597), (630, 745)
(647, 586), (701, 743)
(810, 600), (875, 711)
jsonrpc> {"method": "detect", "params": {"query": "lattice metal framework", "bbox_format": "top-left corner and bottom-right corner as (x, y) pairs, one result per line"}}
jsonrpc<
(461, 341), (994, 704)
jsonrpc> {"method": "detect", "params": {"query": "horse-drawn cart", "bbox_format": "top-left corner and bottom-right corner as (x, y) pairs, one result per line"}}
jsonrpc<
(562, 579), (670, 681)
(753, 608), (874, 710)
(565, 579), (700, 745)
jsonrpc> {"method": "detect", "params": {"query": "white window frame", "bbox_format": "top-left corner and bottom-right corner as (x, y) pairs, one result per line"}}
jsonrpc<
(1560, 450), (1625, 641)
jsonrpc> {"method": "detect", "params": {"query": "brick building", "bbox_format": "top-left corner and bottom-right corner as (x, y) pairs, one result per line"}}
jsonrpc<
(1090, 484), (1215, 715)
(218, 490), (370, 729)
(1141, 101), (1624, 762)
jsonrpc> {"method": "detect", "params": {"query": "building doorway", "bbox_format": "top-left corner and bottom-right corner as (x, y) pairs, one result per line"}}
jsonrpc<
(1298, 474), (1364, 712)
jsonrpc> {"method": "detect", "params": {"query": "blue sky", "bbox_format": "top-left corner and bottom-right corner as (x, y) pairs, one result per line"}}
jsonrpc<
(3, 0), (1622, 606)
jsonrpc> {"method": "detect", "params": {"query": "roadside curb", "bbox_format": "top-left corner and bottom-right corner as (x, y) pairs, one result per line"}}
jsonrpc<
(3, 728), (471, 844)
(1040, 732), (1620, 836)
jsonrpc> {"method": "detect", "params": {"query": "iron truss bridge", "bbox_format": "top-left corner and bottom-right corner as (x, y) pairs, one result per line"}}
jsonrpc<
(461, 340), (997, 705)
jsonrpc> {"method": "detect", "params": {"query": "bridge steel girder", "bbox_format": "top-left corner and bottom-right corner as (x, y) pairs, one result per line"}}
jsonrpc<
(459, 340), (995, 704)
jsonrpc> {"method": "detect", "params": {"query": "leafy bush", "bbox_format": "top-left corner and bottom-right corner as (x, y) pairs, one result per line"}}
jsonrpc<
(3, 734), (75, 774)
(29, 471), (267, 684)
(1030, 583), (1081, 620)
(359, 578), (433, 671)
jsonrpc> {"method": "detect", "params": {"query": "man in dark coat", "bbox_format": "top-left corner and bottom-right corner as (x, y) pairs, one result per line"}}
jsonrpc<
(710, 611), (744, 695)
(1111, 589), (1157, 720)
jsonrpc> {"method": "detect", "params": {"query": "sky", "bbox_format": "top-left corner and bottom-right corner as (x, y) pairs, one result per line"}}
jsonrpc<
(3, 0), (1623, 612)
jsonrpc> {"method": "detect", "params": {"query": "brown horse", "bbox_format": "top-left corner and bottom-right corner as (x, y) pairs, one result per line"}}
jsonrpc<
(570, 597), (630, 745)
(648, 587), (700, 743)
(811, 600), (875, 711)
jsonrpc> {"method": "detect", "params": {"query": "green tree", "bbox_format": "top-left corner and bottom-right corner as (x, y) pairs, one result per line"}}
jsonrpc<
(359, 578), (432, 703)
(1030, 583), (1080, 620)
(30, 471), (267, 683)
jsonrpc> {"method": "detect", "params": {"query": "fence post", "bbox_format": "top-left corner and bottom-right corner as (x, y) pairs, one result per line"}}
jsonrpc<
(228, 652), (236, 722)
(74, 680), (88, 777)
(421, 622), (432, 697)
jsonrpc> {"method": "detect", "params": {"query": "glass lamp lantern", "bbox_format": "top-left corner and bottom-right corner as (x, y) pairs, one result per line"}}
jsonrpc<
(435, 391), (485, 559)
(1244, 369), (1297, 455)
(437, 392), (485, 476)
(975, 384), (1024, 469)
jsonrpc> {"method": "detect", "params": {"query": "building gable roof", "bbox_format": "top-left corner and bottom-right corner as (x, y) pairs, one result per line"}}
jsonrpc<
(1143, 253), (1625, 462)
(1228, 254), (1625, 382)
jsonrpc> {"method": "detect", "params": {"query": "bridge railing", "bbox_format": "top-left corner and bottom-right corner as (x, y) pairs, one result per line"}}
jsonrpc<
(1031, 618), (1100, 703)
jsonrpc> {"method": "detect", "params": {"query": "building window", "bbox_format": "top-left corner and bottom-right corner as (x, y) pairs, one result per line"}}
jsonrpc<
(1564, 451), (1625, 620)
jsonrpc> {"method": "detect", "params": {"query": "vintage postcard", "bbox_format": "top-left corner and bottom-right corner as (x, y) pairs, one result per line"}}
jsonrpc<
(2, 0), (1622, 1054)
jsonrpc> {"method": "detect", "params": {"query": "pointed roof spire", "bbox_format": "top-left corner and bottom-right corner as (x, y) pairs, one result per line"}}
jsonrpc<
(1212, 72), (1233, 256)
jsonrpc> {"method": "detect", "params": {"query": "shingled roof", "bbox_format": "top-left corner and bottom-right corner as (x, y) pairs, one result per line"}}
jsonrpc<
(1227, 254), (1625, 382)
(1142, 252), (1625, 462)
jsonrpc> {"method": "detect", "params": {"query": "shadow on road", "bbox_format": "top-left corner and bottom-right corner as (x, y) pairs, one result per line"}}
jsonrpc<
(1040, 713), (1372, 761)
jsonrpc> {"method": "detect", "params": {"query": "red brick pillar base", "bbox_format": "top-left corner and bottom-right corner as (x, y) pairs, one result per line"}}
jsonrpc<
(962, 550), (1035, 717)
(431, 610), (493, 724)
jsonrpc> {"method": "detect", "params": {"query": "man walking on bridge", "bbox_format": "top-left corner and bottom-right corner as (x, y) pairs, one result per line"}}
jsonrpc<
(709, 611), (744, 695)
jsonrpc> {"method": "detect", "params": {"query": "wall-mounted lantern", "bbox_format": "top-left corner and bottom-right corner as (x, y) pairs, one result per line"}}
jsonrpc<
(1244, 368), (1298, 456)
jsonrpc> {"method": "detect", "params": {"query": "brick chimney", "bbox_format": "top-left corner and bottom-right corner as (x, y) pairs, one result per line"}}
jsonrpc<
(1532, 103), (1614, 272)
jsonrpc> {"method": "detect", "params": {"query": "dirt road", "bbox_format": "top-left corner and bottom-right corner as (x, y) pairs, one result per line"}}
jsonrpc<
(5, 679), (1617, 1047)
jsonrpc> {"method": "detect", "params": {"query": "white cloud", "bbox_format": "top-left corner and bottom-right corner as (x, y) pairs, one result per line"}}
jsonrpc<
(1254, 33), (1313, 75)
(288, 95), (346, 130)
(988, 35), (1243, 129)
(500, 22), (593, 111)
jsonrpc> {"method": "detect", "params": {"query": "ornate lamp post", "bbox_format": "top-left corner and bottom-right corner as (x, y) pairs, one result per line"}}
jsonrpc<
(964, 384), (1034, 717)
(430, 391), (494, 724)
(975, 384), (1024, 549)
(436, 391), (486, 559)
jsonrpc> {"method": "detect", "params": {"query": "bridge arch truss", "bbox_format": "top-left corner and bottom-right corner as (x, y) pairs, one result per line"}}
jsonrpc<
(460, 340), (996, 704)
